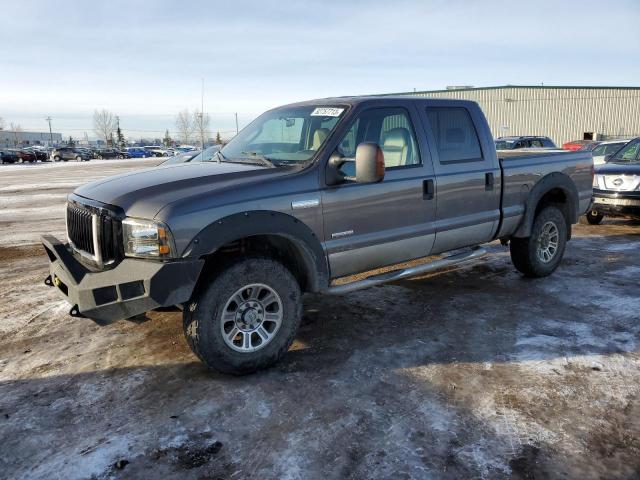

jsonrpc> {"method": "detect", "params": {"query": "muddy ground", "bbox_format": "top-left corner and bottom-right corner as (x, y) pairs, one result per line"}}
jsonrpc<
(0, 160), (639, 479)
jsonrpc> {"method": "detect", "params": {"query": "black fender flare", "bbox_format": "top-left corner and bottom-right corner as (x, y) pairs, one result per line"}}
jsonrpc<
(183, 210), (328, 292)
(513, 172), (579, 238)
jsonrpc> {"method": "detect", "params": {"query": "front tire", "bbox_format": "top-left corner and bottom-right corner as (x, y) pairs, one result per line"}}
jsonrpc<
(510, 205), (567, 278)
(75, 155), (82, 161)
(183, 257), (302, 375)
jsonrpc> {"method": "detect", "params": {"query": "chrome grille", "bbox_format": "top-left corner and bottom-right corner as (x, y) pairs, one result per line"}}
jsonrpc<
(66, 202), (119, 266)
(602, 174), (640, 192)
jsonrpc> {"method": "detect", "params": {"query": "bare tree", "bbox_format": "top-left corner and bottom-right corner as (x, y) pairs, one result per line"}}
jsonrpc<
(0, 117), (5, 131)
(175, 109), (195, 145)
(93, 109), (117, 145)
(9, 123), (22, 146)
(193, 111), (210, 148)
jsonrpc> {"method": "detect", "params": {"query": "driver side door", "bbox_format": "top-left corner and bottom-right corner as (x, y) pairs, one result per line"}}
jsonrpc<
(321, 105), (437, 279)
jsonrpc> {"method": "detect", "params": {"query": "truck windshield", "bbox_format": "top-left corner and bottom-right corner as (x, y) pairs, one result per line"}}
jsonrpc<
(608, 140), (640, 164)
(220, 106), (346, 166)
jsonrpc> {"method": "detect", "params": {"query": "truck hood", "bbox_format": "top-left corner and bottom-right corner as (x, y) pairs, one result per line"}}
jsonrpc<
(595, 162), (640, 175)
(74, 161), (283, 218)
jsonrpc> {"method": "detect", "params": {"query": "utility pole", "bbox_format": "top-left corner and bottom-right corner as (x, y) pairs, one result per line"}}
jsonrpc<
(197, 112), (205, 149)
(116, 115), (121, 148)
(201, 78), (205, 149)
(235, 113), (239, 135)
(45, 116), (53, 146)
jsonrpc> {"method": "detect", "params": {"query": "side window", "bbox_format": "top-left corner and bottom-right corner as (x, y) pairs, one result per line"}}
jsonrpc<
(426, 107), (483, 163)
(335, 108), (420, 174)
(337, 119), (360, 157)
(531, 139), (543, 148)
(378, 112), (420, 168)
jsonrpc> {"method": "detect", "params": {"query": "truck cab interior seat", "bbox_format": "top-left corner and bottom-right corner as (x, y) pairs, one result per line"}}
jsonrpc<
(312, 128), (331, 150)
(382, 127), (411, 167)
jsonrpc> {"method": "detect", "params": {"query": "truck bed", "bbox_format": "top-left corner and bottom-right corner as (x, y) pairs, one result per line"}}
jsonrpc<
(496, 149), (593, 239)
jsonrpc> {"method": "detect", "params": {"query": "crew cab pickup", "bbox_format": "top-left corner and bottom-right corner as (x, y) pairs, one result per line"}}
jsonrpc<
(41, 97), (593, 374)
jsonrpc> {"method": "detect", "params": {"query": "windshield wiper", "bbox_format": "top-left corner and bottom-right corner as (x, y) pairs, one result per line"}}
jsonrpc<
(237, 151), (277, 167)
(214, 150), (227, 163)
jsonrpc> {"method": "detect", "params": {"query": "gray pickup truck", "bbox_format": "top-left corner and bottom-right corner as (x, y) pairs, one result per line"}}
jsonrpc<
(41, 97), (593, 374)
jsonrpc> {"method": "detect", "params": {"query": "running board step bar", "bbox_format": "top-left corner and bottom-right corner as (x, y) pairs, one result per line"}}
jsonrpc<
(324, 247), (487, 295)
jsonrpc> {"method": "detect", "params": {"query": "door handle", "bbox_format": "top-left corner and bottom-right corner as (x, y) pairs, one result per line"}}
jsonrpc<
(485, 172), (494, 191)
(423, 179), (434, 200)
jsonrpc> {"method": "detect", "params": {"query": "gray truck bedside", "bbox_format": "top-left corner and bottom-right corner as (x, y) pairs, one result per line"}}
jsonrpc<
(41, 96), (593, 374)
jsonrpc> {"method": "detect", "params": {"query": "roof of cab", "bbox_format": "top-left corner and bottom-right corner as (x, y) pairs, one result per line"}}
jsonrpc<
(496, 135), (551, 141)
(278, 95), (480, 109)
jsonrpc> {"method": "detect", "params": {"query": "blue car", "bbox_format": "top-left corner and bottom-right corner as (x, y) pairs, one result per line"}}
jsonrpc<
(125, 147), (153, 158)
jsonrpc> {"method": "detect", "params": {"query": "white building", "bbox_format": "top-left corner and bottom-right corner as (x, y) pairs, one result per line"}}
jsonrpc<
(0, 130), (63, 147)
(391, 85), (640, 146)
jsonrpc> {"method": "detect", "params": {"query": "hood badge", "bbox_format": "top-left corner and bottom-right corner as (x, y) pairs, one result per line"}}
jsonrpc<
(612, 178), (624, 187)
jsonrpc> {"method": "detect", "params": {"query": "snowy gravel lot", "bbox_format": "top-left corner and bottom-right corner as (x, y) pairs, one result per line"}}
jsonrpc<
(0, 160), (639, 479)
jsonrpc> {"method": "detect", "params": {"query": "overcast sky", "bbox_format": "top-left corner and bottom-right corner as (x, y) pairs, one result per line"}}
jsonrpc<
(1, 0), (638, 138)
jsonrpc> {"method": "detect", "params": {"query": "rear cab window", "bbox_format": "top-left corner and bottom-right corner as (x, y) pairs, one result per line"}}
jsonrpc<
(425, 107), (483, 163)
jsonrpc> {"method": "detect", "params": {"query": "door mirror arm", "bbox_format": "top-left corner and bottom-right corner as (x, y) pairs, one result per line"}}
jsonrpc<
(326, 143), (385, 185)
(326, 152), (348, 186)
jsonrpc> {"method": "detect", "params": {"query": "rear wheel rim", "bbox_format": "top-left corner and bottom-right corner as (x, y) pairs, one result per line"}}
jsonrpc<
(537, 221), (559, 263)
(220, 283), (283, 353)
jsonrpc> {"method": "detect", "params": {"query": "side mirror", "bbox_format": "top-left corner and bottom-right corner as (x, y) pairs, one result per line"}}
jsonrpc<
(355, 143), (385, 184)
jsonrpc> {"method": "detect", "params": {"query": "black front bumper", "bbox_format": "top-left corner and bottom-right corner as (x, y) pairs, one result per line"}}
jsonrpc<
(41, 235), (205, 325)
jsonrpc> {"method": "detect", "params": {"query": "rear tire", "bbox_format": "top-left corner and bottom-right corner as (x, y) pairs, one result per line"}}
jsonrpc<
(510, 205), (567, 278)
(53, 156), (61, 162)
(585, 210), (604, 225)
(75, 155), (82, 161)
(183, 257), (302, 375)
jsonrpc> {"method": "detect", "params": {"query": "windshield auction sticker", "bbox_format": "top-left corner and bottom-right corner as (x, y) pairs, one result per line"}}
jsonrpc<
(311, 107), (345, 117)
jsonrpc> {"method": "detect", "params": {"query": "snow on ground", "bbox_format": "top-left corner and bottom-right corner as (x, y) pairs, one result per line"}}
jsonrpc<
(0, 160), (639, 479)
(0, 158), (159, 246)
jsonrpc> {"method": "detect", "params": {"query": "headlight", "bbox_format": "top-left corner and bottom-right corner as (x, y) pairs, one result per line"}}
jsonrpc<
(122, 218), (175, 258)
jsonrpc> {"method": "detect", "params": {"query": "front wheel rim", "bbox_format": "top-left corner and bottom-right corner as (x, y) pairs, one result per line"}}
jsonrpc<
(537, 221), (559, 263)
(220, 283), (283, 353)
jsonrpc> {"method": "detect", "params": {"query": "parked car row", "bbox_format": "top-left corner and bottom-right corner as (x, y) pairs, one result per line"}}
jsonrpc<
(1, 143), (207, 166)
(156, 145), (221, 166)
(0, 147), (53, 163)
(47, 147), (130, 161)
